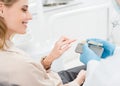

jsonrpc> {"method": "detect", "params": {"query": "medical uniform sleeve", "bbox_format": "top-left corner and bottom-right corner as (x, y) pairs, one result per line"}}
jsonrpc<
(81, 60), (99, 86)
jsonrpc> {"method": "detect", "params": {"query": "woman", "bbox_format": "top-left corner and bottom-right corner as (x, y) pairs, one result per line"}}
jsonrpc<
(0, 0), (86, 86)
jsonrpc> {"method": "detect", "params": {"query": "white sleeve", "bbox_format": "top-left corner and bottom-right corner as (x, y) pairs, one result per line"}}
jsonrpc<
(86, 60), (100, 77)
(82, 60), (100, 86)
(85, 46), (120, 77)
(83, 47), (120, 86)
(84, 47), (120, 77)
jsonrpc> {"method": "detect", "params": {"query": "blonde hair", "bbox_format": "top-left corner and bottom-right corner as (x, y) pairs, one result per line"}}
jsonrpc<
(0, 0), (17, 49)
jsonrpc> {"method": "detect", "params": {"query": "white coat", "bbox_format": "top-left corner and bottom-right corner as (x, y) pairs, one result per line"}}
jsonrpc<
(83, 47), (120, 86)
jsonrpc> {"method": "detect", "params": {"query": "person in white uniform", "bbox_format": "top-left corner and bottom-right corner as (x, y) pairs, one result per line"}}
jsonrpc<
(79, 1), (120, 85)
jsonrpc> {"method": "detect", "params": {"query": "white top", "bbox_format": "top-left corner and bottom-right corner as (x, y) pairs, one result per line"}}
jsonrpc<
(83, 47), (120, 86)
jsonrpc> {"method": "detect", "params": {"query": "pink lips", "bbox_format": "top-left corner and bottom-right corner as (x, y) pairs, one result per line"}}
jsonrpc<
(22, 21), (28, 27)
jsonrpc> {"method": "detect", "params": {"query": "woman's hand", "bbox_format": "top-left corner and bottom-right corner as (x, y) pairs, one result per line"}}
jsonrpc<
(47, 36), (76, 63)
(42, 36), (75, 70)
(74, 70), (86, 85)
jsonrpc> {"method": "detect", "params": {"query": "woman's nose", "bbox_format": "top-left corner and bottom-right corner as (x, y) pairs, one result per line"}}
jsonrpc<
(27, 12), (32, 20)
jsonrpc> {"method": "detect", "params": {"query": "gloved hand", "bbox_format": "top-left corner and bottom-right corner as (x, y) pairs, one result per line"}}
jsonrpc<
(87, 38), (115, 58)
(80, 43), (100, 65)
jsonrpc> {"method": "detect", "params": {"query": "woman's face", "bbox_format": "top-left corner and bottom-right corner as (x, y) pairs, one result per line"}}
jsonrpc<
(2, 0), (32, 35)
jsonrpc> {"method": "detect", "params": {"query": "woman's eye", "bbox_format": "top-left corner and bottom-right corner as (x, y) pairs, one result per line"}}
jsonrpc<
(22, 8), (27, 12)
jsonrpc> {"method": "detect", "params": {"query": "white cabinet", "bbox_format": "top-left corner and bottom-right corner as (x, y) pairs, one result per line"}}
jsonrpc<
(42, 0), (110, 71)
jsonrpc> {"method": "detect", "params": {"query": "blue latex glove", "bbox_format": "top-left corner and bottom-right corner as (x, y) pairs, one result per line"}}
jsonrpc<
(80, 43), (100, 65)
(87, 38), (115, 58)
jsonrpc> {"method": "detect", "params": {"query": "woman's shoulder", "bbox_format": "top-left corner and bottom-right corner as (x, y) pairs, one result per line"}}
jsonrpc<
(0, 50), (45, 73)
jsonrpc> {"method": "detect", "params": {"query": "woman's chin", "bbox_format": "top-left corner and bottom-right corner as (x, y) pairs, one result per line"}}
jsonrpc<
(18, 31), (26, 34)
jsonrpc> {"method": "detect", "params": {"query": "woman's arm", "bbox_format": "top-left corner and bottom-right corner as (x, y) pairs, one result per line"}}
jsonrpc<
(42, 36), (76, 70)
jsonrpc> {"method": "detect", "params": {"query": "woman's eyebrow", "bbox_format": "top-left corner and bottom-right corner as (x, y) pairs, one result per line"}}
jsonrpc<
(23, 5), (28, 8)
